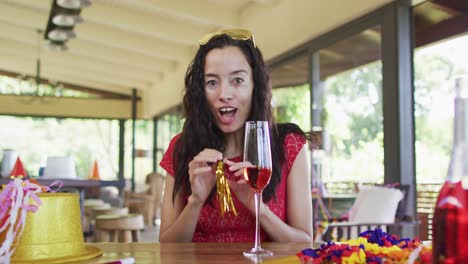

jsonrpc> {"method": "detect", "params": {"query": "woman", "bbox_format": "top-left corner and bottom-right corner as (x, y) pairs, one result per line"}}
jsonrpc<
(159, 29), (313, 242)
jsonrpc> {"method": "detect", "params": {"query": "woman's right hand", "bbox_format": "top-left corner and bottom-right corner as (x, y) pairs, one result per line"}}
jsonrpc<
(187, 149), (223, 205)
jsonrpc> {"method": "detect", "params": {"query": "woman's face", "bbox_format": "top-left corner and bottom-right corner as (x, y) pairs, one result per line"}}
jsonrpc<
(204, 46), (254, 134)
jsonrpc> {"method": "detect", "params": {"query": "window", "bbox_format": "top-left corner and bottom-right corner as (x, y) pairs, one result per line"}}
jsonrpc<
(155, 110), (184, 175)
(124, 119), (153, 183)
(0, 116), (119, 179)
(414, 35), (468, 183)
(272, 84), (311, 131)
(318, 26), (383, 183)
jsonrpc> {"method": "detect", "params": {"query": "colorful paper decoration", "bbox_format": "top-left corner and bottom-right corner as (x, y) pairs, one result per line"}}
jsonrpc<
(215, 160), (237, 217)
(0, 179), (43, 262)
(296, 228), (432, 264)
(9, 157), (27, 179)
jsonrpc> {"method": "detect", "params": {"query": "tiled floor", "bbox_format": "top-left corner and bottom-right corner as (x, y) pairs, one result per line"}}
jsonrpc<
(141, 222), (160, 242)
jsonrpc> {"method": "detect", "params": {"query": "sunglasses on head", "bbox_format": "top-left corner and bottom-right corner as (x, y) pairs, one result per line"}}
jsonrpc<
(198, 29), (256, 47)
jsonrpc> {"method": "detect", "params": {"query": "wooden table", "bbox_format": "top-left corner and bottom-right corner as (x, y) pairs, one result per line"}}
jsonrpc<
(76, 242), (315, 264)
(0, 178), (125, 227)
(0, 178), (126, 197)
(0, 178), (126, 192)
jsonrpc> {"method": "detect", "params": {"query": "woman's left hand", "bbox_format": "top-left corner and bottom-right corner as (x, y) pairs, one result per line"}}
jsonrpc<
(223, 159), (259, 213)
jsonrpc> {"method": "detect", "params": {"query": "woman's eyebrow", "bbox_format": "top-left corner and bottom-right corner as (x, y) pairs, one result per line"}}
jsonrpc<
(230, 70), (248, 75)
(204, 73), (219, 78)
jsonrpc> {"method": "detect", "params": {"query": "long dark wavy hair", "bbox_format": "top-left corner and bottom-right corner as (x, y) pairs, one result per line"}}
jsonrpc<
(172, 33), (310, 203)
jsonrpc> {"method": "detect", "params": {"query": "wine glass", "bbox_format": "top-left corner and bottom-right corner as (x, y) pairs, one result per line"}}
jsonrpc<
(243, 121), (273, 257)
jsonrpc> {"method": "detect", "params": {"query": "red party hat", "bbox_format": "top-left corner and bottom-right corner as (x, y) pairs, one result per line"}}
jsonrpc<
(9, 157), (28, 179)
(88, 160), (100, 180)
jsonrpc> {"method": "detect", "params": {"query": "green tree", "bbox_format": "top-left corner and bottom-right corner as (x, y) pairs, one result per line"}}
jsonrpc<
(272, 85), (311, 131)
(413, 52), (467, 182)
(325, 63), (383, 155)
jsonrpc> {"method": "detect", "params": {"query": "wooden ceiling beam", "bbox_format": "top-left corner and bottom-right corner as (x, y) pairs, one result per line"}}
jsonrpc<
(0, 22), (39, 47)
(0, 56), (138, 95)
(415, 13), (468, 47)
(0, 39), (162, 83)
(0, 2), (47, 31)
(67, 40), (176, 73)
(320, 49), (345, 60)
(361, 28), (381, 43)
(75, 23), (191, 62)
(0, 53), (149, 91)
(39, 65), (150, 90)
(0, 69), (132, 99)
(82, 1), (209, 46)
(427, 2), (463, 16)
(252, 0), (280, 6)
(0, 23), (174, 73)
(433, 0), (468, 11)
(0, 94), (140, 119)
(0, 3), (191, 62)
(3, 0), (50, 12)
(113, 0), (239, 27)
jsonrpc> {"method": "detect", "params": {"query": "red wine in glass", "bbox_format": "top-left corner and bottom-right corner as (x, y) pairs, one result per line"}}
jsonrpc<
(244, 166), (272, 192)
(243, 121), (273, 257)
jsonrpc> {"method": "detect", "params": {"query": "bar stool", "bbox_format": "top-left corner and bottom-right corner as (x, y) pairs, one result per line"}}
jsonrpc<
(92, 207), (129, 220)
(90, 207), (129, 242)
(84, 201), (110, 219)
(94, 214), (144, 242)
(84, 199), (106, 206)
(83, 202), (110, 235)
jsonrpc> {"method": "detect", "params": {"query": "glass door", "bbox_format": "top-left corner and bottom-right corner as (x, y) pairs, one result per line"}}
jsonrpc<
(316, 25), (384, 187)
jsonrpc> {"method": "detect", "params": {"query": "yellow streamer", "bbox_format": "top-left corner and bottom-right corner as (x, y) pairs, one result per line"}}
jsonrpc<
(215, 160), (237, 217)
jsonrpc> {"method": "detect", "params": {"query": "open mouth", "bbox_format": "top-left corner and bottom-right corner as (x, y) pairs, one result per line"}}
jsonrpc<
(218, 106), (237, 120)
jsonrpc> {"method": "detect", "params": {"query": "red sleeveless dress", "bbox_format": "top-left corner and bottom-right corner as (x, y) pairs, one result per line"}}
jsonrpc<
(160, 133), (306, 242)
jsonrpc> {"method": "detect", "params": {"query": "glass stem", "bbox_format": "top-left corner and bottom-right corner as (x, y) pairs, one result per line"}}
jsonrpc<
(254, 191), (261, 251)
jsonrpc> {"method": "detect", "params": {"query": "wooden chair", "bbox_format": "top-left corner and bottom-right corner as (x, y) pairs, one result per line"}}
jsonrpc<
(124, 172), (165, 226)
(94, 214), (145, 242)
